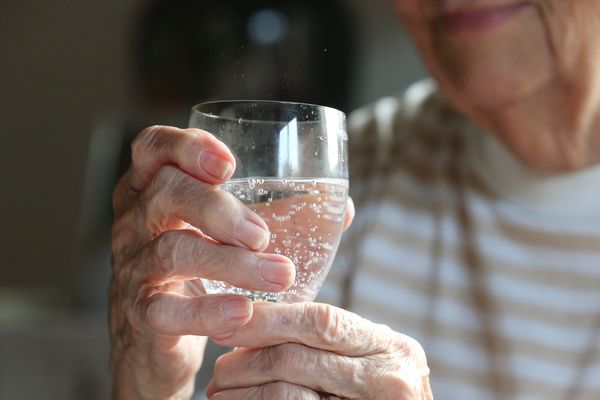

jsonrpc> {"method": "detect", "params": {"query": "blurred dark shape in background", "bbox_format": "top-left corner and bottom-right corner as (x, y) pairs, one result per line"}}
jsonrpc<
(135, 0), (356, 110)
(0, 0), (425, 398)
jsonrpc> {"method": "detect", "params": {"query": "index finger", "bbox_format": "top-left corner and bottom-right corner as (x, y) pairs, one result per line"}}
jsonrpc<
(212, 302), (398, 357)
(129, 125), (235, 193)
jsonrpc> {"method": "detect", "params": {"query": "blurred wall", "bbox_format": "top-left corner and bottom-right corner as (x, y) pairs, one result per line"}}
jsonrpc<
(1, 0), (143, 295)
(0, 0), (425, 300)
(0, 1), (426, 398)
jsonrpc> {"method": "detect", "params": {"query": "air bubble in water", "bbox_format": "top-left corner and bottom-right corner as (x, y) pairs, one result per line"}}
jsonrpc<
(213, 177), (348, 302)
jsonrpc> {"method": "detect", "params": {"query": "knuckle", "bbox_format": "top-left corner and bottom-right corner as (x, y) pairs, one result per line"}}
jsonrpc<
(260, 345), (280, 373)
(139, 166), (180, 229)
(151, 165), (181, 194)
(140, 166), (175, 207)
(144, 298), (165, 333)
(369, 334), (430, 400)
(193, 182), (220, 208)
(150, 165), (213, 209)
(406, 336), (427, 360)
(219, 242), (248, 270)
(395, 334), (428, 367)
(259, 345), (281, 373)
(306, 303), (344, 346)
(260, 344), (305, 375)
(131, 125), (162, 161)
(200, 183), (237, 214)
(150, 231), (180, 276)
(260, 382), (298, 400)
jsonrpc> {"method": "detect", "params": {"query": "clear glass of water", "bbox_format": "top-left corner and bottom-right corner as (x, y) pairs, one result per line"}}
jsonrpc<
(189, 100), (348, 303)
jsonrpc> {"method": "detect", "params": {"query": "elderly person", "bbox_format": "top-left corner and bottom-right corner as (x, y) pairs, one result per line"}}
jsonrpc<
(110, 0), (600, 398)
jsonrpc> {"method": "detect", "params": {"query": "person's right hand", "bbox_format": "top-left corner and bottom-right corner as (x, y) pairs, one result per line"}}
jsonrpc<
(109, 125), (296, 400)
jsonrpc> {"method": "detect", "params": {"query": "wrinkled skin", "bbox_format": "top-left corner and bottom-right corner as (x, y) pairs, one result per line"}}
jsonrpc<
(207, 302), (432, 400)
(396, 0), (600, 171)
(110, 125), (298, 399)
(110, 126), (427, 400)
(112, 0), (600, 398)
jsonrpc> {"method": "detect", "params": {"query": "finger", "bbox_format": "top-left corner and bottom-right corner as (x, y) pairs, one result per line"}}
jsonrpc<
(113, 126), (236, 217)
(139, 165), (269, 250)
(130, 125), (235, 192)
(343, 197), (354, 232)
(213, 303), (408, 357)
(137, 229), (295, 292)
(208, 381), (321, 400)
(209, 344), (361, 399)
(138, 292), (253, 337)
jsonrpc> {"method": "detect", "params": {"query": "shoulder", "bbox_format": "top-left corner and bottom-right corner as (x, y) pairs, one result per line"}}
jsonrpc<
(348, 79), (438, 134)
(348, 79), (471, 181)
(349, 79), (468, 149)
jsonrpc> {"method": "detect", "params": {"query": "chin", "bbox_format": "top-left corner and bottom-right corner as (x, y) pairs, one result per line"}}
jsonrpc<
(438, 58), (551, 111)
(425, 4), (554, 111)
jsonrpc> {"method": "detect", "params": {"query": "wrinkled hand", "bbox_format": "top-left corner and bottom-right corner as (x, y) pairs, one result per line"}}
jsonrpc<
(206, 303), (433, 400)
(109, 126), (297, 400)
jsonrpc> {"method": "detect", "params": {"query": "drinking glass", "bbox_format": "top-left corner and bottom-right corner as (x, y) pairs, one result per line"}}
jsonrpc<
(189, 100), (348, 303)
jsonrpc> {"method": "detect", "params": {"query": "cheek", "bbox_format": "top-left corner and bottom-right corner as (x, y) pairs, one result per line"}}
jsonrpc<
(541, 1), (600, 75)
(400, 5), (558, 112)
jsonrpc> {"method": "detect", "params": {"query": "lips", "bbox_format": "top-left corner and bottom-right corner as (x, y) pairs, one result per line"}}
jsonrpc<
(437, 2), (533, 33)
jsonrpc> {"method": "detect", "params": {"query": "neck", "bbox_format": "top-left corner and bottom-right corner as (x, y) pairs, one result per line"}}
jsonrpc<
(473, 74), (600, 173)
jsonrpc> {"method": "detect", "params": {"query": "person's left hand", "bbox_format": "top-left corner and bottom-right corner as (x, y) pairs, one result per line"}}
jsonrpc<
(205, 302), (433, 400)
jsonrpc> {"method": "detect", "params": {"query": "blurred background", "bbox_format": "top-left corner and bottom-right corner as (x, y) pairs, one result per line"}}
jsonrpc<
(0, 0), (425, 398)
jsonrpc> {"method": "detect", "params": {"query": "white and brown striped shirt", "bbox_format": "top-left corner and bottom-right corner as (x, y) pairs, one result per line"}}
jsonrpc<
(319, 80), (600, 400)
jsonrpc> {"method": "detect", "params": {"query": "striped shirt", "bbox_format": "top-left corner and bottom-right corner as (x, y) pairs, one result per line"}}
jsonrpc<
(318, 80), (600, 400)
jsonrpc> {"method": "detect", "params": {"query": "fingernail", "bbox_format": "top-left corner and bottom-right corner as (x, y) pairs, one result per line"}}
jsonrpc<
(221, 298), (251, 319)
(261, 256), (294, 287)
(237, 219), (268, 250)
(199, 151), (233, 180)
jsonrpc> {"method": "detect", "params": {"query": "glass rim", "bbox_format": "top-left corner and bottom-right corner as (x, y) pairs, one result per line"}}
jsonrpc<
(190, 99), (345, 124)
